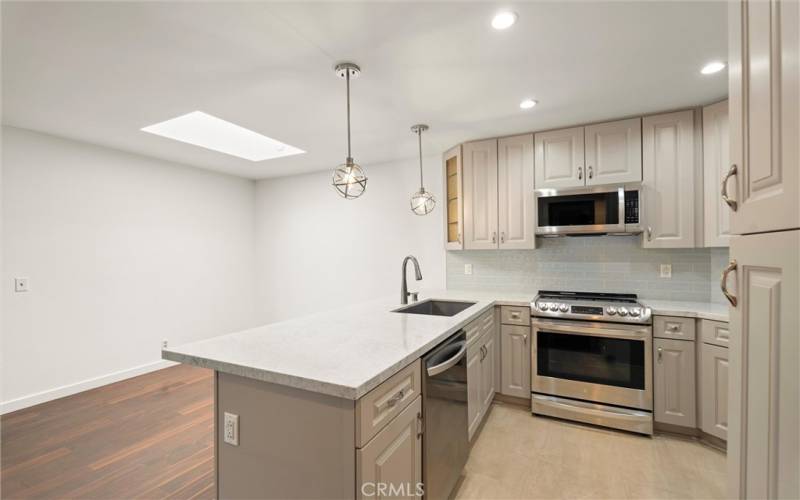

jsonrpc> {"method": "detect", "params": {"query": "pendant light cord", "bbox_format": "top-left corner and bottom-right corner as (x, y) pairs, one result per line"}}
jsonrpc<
(417, 128), (424, 188)
(346, 71), (352, 161)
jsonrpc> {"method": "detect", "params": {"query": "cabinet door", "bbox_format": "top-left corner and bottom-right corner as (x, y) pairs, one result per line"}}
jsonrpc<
(653, 338), (696, 428)
(466, 345), (483, 441)
(700, 343), (729, 441)
(534, 127), (585, 189)
(357, 396), (422, 500)
(443, 145), (463, 250)
(642, 110), (696, 248)
(500, 325), (531, 398)
(703, 100), (732, 247)
(480, 335), (496, 411)
(729, 0), (799, 235)
(728, 229), (799, 499)
(463, 139), (499, 250)
(585, 118), (642, 186)
(498, 134), (535, 249)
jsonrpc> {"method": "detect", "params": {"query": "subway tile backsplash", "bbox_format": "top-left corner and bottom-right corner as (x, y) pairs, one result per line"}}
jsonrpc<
(446, 236), (729, 303)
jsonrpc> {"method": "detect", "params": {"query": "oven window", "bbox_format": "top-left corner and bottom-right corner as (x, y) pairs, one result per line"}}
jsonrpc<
(537, 331), (645, 390)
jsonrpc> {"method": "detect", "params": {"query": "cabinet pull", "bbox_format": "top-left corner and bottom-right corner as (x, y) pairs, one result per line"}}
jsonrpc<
(668, 325), (679, 332)
(492, 232), (497, 244)
(588, 166), (593, 179)
(577, 166), (583, 180)
(510, 312), (520, 319)
(457, 232), (461, 244)
(721, 164), (738, 211)
(721, 260), (738, 307)
(646, 227), (652, 241)
(386, 389), (404, 408)
(500, 231), (505, 244)
(523, 334), (528, 345)
(657, 347), (663, 362)
(416, 411), (423, 439)
(480, 345), (487, 361)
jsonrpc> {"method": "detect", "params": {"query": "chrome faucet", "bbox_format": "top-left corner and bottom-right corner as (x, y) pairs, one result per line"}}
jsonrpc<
(401, 255), (423, 304)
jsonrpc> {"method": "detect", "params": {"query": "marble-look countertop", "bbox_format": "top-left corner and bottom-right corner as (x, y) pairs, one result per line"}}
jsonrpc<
(163, 289), (728, 401)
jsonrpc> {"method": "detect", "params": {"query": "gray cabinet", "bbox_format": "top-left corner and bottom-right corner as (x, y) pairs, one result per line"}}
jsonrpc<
(463, 139), (499, 250)
(497, 134), (535, 249)
(534, 126), (585, 189)
(699, 342), (729, 441)
(702, 100), (732, 247)
(653, 337), (696, 428)
(500, 325), (530, 398)
(357, 396), (422, 500)
(466, 310), (496, 441)
(584, 118), (643, 186)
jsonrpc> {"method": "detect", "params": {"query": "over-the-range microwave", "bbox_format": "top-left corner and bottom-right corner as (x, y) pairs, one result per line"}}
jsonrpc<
(535, 185), (643, 236)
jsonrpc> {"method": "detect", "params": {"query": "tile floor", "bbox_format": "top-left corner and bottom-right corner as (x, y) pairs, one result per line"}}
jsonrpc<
(454, 403), (727, 499)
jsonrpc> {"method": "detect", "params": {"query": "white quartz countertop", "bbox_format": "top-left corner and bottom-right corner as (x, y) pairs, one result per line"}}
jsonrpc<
(163, 289), (728, 400)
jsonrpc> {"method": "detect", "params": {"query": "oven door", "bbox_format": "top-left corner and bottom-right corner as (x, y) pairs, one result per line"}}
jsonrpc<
(531, 318), (652, 411)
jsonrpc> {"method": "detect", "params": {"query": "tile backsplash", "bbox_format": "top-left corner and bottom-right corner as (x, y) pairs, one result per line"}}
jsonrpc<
(446, 236), (729, 303)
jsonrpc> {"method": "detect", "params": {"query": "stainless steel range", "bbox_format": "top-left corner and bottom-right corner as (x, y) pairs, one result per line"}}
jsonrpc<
(530, 291), (654, 435)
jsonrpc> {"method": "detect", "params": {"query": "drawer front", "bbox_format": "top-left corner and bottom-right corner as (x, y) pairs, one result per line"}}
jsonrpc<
(699, 319), (729, 348)
(653, 315), (696, 341)
(500, 305), (530, 326)
(356, 359), (422, 448)
(466, 309), (494, 347)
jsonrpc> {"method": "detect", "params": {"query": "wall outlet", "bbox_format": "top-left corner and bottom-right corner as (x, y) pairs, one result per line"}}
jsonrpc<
(464, 264), (473, 275)
(161, 339), (169, 349)
(14, 277), (30, 293)
(224, 412), (239, 446)
(660, 264), (672, 278)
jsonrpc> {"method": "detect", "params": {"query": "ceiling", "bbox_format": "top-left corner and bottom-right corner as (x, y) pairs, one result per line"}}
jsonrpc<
(2, 1), (727, 180)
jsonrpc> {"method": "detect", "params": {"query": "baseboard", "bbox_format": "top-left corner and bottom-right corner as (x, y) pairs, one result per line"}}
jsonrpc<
(1, 359), (177, 415)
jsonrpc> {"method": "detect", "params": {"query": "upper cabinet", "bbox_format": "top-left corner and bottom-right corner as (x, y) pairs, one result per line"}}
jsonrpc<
(703, 100), (732, 247)
(534, 127), (584, 189)
(585, 118), (643, 186)
(443, 146), (464, 250)
(729, 0), (799, 235)
(462, 139), (499, 250)
(642, 110), (696, 248)
(498, 134), (535, 249)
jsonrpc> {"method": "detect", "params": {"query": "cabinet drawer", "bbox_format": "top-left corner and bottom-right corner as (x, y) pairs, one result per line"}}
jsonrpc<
(699, 319), (729, 348)
(500, 305), (530, 326)
(466, 309), (494, 347)
(653, 315), (696, 341)
(356, 359), (421, 448)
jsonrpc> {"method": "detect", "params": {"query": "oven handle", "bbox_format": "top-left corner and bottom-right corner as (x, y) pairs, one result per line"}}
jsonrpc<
(532, 318), (650, 340)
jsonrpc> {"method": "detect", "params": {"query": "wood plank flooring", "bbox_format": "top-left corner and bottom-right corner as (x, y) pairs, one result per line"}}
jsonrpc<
(1, 365), (214, 499)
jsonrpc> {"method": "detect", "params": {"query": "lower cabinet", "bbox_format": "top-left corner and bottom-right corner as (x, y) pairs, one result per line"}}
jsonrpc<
(466, 310), (496, 441)
(500, 325), (530, 398)
(699, 342), (729, 440)
(357, 396), (422, 500)
(480, 334), (496, 409)
(466, 344), (483, 439)
(653, 337), (696, 428)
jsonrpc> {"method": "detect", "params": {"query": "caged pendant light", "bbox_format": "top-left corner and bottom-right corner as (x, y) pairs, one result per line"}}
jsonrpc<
(331, 62), (367, 199)
(410, 124), (435, 215)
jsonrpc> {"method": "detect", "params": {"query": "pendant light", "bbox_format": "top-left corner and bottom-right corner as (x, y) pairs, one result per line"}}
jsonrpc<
(332, 62), (367, 199)
(410, 124), (435, 215)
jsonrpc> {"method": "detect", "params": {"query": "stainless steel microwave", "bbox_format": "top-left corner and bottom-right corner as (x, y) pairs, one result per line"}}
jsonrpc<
(535, 185), (643, 236)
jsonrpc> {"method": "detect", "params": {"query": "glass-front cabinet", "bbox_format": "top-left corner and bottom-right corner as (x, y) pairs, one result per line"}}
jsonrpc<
(443, 145), (463, 250)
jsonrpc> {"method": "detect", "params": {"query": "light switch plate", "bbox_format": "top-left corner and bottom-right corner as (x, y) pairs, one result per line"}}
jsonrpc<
(14, 277), (30, 293)
(224, 412), (239, 446)
(464, 264), (473, 275)
(659, 264), (672, 278)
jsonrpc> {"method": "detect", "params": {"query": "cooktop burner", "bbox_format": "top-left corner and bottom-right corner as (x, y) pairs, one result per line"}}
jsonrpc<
(532, 290), (652, 324)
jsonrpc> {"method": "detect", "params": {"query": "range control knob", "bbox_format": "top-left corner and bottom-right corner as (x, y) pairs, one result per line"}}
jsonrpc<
(547, 303), (557, 311)
(618, 307), (629, 317)
(536, 302), (545, 311)
(606, 306), (617, 315)
(559, 304), (569, 312)
(630, 307), (641, 317)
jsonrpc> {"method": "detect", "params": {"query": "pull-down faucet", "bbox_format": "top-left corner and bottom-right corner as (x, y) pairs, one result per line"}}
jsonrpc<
(401, 255), (423, 304)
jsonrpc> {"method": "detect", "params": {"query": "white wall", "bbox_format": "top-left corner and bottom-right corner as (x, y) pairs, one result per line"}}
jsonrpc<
(1, 127), (258, 412)
(254, 154), (445, 324)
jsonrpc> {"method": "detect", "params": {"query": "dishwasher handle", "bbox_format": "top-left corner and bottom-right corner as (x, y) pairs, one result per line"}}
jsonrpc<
(427, 341), (467, 377)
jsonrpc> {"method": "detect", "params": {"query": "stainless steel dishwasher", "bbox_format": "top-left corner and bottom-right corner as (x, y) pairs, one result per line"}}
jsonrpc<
(422, 330), (468, 500)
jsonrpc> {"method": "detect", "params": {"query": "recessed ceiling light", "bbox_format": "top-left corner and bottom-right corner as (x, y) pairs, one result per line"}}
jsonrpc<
(701, 61), (726, 75)
(141, 111), (304, 161)
(520, 99), (538, 109)
(492, 11), (518, 30)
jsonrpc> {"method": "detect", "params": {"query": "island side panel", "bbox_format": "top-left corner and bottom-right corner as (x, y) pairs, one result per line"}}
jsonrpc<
(216, 372), (356, 499)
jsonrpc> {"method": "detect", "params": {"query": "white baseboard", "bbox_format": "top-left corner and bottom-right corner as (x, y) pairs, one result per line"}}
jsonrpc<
(1, 359), (177, 415)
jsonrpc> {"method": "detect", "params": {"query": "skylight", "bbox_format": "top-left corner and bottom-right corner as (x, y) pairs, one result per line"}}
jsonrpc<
(141, 111), (304, 161)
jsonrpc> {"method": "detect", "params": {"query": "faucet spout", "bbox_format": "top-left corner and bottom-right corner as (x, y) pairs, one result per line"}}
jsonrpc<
(401, 255), (423, 304)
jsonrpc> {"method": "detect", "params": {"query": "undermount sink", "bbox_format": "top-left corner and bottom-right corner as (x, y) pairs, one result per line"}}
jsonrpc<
(394, 299), (476, 317)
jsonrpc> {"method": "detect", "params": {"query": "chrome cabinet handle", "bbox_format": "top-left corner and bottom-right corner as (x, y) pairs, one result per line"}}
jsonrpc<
(500, 231), (505, 244)
(721, 260), (738, 307)
(492, 232), (497, 244)
(416, 411), (423, 438)
(657, 347), (663, 362)
(578, 166), (583, 180)
(523, 334), (528, 345)
(588, 166), (593, 179)
(386, 389), (405, 407)
(646, 227), (653, 241)
(510, 312), (520, 319)
(721, 164), (738, 211)
(457, 232), (461, 244)
(668, 325), (679, 332)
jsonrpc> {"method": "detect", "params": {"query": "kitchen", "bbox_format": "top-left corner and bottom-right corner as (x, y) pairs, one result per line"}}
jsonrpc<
(1, 1), (797, 500)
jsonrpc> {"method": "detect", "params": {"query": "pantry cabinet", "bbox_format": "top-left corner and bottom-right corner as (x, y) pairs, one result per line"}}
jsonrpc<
(585, 118), (643, 186)
(653, 337), (696, 428)
(497, 134), (535, 249)
(534, 126), (585, 189)
(642, 110), (696, 249)
(462, 139), (498, 250)
(703, 100), (732, 247)
(443, 145), (463, 250)
(500, 324), (530, 398)
(728, 0), (799, 236)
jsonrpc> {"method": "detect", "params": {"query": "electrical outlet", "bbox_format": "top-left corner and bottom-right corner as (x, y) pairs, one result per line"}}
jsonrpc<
(161, 339), (169, 349)
(224, 412), (239, 446)
(14, 277), (30, 293)
(660, 264), (672, 278)
(464, 264), (473, 275)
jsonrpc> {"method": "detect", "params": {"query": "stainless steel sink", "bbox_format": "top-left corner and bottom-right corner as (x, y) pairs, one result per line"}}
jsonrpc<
(394, 299), (476, 317)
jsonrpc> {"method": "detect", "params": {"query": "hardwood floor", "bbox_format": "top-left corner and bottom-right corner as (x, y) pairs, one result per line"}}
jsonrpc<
(1, 365), (214, 499)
